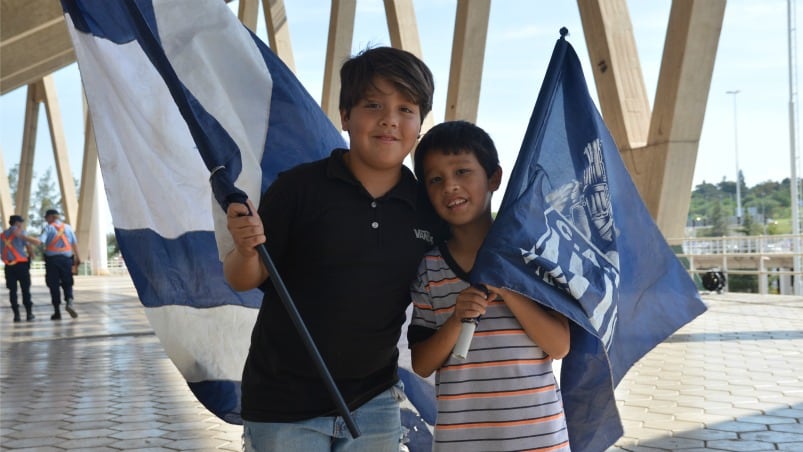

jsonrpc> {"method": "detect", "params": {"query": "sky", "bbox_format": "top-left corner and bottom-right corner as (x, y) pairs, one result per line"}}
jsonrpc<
(0, 0), (799, 226)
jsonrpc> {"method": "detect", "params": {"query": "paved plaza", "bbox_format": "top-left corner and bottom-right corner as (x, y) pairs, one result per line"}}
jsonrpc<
(1, 274), (802, 451)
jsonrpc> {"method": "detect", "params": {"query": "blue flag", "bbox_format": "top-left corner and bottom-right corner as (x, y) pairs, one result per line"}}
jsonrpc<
(60, 0), (344, 423)
(471, 31), (707, 451)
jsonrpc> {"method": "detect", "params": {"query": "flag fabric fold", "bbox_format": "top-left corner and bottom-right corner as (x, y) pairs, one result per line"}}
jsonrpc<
(471, 31), (707, 452)
(60, 0), (344, 423)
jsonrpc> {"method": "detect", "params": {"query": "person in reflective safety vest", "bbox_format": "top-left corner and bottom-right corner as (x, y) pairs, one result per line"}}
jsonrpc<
(39, 209), (81, 320)
(2, 215), (41, 322)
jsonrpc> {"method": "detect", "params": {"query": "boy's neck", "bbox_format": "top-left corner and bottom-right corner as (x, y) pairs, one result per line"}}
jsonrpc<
(446, 214), (493, 273)
(343, 152), (402, 198)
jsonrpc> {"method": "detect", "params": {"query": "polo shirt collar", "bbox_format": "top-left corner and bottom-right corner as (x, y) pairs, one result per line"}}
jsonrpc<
(326, 148), (418, 208)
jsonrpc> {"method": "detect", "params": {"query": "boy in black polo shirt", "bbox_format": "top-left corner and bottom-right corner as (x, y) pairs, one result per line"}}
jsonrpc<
(224, 46), (439, 451)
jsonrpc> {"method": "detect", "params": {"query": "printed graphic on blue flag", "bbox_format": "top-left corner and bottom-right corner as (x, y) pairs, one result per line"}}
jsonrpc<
(471, 30), (707, 452)
(60, 0), (345, 423)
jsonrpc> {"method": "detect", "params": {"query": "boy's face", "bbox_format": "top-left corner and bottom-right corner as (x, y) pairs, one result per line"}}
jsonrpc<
(340, 77), (422, 173)
(421, 150), (501, 228)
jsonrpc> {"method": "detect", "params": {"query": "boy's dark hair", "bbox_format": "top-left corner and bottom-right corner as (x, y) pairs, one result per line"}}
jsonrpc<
(339, 46), (434, 122)
(414, 120), (500, 180)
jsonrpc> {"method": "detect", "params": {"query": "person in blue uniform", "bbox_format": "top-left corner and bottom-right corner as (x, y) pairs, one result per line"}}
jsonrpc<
(1, 215), (40, 322)
(39, 209), (81, 320)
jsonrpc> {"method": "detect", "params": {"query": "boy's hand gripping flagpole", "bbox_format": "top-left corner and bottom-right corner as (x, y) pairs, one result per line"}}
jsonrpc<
(120, 2), (361, 438)
(217, 185), (361, 439)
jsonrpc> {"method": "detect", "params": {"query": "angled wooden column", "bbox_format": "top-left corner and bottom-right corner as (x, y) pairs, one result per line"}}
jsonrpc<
(262, 0), (296, 72)
(577, 0), (724, 239)
(40, 75), (78, 225)
(383, 0), (434, 132)
(15, 81), (42, 220)
(0, 146), (13, 221)
(646, 0), (725, 239)
(76, 105), (98, 263)
(238, 0), (260, 33)
(444, 0), (490, 122)
(321, 0), (356, 127)
(577, 0), (651, 152)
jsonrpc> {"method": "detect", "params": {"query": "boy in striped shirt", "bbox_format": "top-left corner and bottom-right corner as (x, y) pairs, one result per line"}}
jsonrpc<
(408, 120), (572, 451)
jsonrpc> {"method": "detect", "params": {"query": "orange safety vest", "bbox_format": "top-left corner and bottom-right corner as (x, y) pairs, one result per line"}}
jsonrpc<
(1, 229), (28, 265)
(46, 222), (73, 253)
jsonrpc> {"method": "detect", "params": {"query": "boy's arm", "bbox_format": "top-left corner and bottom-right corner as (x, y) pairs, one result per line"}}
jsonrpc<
(410, 315), (461, 377)
(411, 286), (490, 377)
(487, 285), (570, 359)
(223, 200), (269, 291)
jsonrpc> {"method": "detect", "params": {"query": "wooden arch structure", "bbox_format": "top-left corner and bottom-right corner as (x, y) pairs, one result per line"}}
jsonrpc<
(0, 0), (726, 272)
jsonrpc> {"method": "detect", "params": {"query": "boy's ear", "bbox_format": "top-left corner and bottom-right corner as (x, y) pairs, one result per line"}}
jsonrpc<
(340, 109), (350, 131)
(489, 166), (503, 192)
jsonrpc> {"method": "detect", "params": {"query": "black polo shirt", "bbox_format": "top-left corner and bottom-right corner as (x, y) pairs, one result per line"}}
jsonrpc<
(241, 148), (443, 422)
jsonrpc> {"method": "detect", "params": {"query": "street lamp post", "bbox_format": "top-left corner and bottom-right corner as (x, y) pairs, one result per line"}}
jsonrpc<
(726, 90), (743, 225)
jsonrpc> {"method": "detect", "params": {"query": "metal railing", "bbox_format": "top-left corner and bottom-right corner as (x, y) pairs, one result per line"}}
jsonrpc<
(669, 234), (802, 295)
(2, 257), (129, 276)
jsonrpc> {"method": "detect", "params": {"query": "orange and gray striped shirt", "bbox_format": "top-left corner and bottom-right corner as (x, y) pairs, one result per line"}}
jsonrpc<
(408, 245), (570, 452)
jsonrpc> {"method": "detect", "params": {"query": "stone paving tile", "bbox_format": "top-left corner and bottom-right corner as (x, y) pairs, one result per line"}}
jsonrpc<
(773, 422), (803, 434)
(2, 277), (803, 451)
(9, 448), (63, 452)
(611, 293), (803, 451)
(2, 436), (65, 449)
(741, 430), (803, 443)
(674, 428), (738, 441)
(112, 436), (174, 449)
(705, 439), (777, 451)
(163, 438), (233, 450)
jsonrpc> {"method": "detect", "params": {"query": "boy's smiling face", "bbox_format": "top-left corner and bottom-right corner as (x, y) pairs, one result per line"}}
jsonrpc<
(340, 76), (422, 174)
(422, 150), (501, 228)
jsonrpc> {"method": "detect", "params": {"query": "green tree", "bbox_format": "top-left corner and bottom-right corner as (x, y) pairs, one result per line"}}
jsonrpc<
(738, 211), (763, 236)
(706, 200), (728, 237)
(7, 164), (19, 204)
(106, 232), (120, 259)
(30, 167), (62, 233)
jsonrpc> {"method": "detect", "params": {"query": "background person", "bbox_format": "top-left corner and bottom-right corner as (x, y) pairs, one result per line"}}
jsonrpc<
(1, 215), (40, 322)
(40, 209), (80, 320)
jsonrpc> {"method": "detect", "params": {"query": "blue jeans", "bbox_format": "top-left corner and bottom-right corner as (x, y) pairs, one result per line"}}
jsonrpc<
(243, 381), (405, 452)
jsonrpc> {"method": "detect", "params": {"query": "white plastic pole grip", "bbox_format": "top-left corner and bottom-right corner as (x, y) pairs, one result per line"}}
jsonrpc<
(452, 319), (477, 360)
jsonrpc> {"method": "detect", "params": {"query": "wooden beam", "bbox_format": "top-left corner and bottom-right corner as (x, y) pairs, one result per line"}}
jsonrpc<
(383, 0), (423, 54)
(237, 0), (260, 33)
(262, 0), (296, 72)
(1, 19), (75, 95)
(0, 0), (64, 44)
(647, 0), (726, 238)
(577, 0), (725, 239)
(41, 75), (78, 225)
(76, 103), (98, 255)
(577, 0), (651, 152)
(16, 82), (41, 220)
(0, 145), (13, 222)
(321, 0), (356, 128)
(444, 0), (490, 122)
(382, 0), (434, 131)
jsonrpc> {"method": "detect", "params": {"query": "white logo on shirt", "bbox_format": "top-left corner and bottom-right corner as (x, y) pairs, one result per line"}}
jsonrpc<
(414, 229), (433, 245)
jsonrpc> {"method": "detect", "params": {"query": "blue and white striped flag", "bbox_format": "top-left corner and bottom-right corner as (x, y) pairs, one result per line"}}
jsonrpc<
(60, 0), (344, 423)
(471, 31), (707, 452)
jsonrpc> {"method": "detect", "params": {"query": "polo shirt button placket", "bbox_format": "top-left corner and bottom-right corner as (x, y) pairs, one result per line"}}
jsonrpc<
(370, 201), (379, 230)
